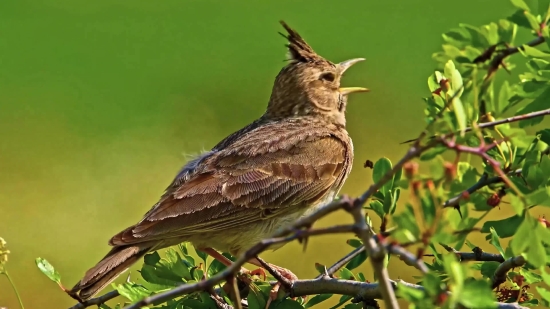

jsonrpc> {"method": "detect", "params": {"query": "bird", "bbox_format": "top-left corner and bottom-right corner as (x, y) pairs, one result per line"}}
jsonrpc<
(69, 20), (368, 303)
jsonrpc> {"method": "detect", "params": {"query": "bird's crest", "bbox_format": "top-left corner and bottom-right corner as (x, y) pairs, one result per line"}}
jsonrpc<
(279, 21), (322, 63)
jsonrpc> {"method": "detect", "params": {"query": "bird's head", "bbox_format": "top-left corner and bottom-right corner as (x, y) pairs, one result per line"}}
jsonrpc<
(265, 21), (368, 127)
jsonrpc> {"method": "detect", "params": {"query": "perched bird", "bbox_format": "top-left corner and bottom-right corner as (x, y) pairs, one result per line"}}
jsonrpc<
(69, 21), (367, 302)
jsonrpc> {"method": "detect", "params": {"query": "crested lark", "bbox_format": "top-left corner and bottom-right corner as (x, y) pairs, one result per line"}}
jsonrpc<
(70, 21), (367, 302)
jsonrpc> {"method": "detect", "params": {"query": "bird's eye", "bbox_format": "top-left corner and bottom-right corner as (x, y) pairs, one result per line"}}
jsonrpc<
(319, 72), (335, 82)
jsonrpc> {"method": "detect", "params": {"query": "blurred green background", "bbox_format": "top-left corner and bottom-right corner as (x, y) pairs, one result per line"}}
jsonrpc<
(0, 0), (541, 308)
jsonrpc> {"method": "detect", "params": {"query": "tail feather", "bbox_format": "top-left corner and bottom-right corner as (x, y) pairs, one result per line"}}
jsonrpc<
(71, 244), (153, 301)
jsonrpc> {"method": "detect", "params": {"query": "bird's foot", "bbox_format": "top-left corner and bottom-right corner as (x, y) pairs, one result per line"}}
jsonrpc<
(248, 258), (300, 309)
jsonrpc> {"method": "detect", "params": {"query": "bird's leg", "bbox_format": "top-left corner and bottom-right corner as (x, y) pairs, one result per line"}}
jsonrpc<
(249, 256), (298, 308)
(198, 247), (263, 283)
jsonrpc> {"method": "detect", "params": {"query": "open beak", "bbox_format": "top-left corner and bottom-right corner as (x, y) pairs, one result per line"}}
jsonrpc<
(338, 58), (368, 95)
(338, 58), (365, 74)
(339, 87), (369, 95)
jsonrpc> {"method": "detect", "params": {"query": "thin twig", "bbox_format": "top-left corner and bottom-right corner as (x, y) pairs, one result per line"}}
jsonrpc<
(387, 244), (428, 273)
(402, 108), (550, 144)
(444, 169), (522, 208)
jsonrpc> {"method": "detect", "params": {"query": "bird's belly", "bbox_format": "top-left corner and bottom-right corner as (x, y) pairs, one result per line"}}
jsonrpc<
(188, 188), (339, 255)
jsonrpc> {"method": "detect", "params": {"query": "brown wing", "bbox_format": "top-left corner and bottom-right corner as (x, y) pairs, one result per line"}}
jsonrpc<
(110, 122), (350, 246)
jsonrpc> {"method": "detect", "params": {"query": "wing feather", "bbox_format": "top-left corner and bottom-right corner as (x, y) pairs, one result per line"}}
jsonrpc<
(109, 122), (350, 246)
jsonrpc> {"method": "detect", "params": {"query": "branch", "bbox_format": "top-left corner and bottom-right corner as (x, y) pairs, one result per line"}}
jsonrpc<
(289, 277), (528, 309)
(348, 204), (399, 309)
(492, 255), (526, 289)
(402, 108), (550, 144)
(68, 290), (120, 309)
(482, 36), (546, 78)
(444, 169), (522, 208)
(426, 245), (506, 263)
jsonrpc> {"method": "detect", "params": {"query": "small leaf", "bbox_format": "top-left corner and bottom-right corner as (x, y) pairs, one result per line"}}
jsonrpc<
(196, 249), (209, 264)
(480, 262), (500, 279)
(510, 0), (530, 11)
(369, 200), (385, 219)
(114, 282), (151, 302)
(372, 157), (393, 195)
(339, 267), (354, 280)
(539, 129), (550, 145)
(523, 45), (550, 58)
(509, 194), (525, 215)
(528, 187), (550, 206)
(396, 281), (425, 301)
(536, 286), (550, 303)
(520, 268), (543, 284)
(489, 227), (506, 257)
(346, 238), (363, 248)
(420, 146), (447, 161)
(481, 215), (524, 238)
(35, 257), (61, 284)
(345, 250), (368, 271)
(459, 279), (497, 308)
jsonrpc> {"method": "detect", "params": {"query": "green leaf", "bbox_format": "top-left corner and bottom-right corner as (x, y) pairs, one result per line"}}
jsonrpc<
(247, 283), (271, 309)
(510, 0), (530, 11)
(140, 264), (183, 287)
(429, 155), (445, 180)
(420, 146), (447, 161)
(541, 267), (550, 285)
(512, 217), (548, 267)
(536, 286), (550, 303)
(345, 250), (367, 271)
(509, 194), (525, 215)
(481, 215), (524, 238)
(520, 268), (543, 284)
(393, 204), (421, 243)
(528, 187), (550, 206)
(396, 281), (425, 301)
(510, 216), (531, 254)
(369, 200), (384, 219)
(523, 45), (550, 58)
(346, 238), (363, 248)
(305, 294), (332, 308)
(452, 96), (467, 135)
(339, 267), (355, 280)
(315, 263), (327, 275)
(526, 164), (546, 189)
(459, 279), (496, 308)
(420, 188), (436, 226)
(114, 282), (151, 302)
(144, 252), (161, 265)
(539, 129), (550, 145)
(196, 248), (209, 264)
(35, 257), (61, 284)
(372, 157), (393, 195)
(382, 191), (393, 215)
(508, 9), (533, 29)
(421, 272), (443, 296)
(480, 262), (500, 279)
(489, 227), (506, 257)
(392, 167), (403, 189)
(443, 254), (465, 289)
(391, 189), (400, 214)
